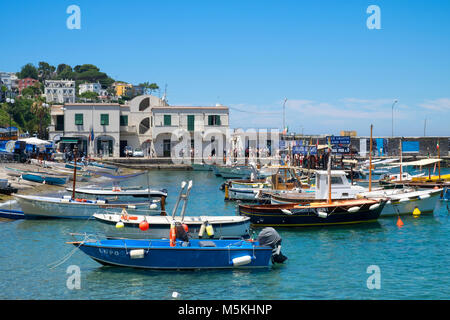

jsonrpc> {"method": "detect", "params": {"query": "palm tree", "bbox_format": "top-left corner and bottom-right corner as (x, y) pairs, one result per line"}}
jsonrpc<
(31, 98), (50, 139)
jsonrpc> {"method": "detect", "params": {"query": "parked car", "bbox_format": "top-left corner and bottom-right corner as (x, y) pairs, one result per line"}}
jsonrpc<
(124, 146), (133, 157)
(132, 148), (144, 157)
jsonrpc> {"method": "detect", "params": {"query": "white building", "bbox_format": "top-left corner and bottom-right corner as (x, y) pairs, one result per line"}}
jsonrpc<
(78, 82), (102, 95)
(45, 80), (75, 103)
(0, 72), (18, 91)
(48, 95), (230, 158)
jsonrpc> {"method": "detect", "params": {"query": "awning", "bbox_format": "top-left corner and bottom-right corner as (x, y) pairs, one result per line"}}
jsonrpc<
(59, 137), (80, 144)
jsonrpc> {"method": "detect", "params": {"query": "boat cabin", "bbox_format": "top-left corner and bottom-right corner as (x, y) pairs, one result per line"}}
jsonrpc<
(314, 170), (365, 200)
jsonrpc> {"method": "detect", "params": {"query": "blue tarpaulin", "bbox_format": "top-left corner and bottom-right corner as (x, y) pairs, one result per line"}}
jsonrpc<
(402, 141), (420, 153)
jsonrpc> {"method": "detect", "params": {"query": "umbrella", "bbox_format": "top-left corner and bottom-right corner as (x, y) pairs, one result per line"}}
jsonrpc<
(19, 137), (51, 146)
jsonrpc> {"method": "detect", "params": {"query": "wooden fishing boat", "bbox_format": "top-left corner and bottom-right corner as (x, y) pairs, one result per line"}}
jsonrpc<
(14, 194), (161, 219)
(238, 198), (386, 227)
(65, 186), (168, 199)
(6, 167), (69, 185)
(94, 180), (250, 239)
(68, 227), (286, 270)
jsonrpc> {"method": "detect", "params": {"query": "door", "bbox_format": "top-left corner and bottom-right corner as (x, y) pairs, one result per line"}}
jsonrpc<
(163, 139), (171, 157)
(120, 140), (127, 157)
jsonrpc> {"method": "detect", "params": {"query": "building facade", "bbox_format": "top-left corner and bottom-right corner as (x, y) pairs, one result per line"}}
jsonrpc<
(48, 95), (230, 158)
(0, 72), (18, 91)
(18, 78), (39, 94)
(44, 80), (76, 103)
(78, 82), (102, 95)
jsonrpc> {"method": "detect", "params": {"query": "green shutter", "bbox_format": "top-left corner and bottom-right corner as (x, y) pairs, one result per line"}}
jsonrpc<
(217, 115), (221, 125)
(120, 115), (128, 126)
(164, 115), (171, 126)
(187, 115), (195, 131)
(208, 115), (213, 126)
(75, 114), (83, 125)
(101, 114), (109, 125)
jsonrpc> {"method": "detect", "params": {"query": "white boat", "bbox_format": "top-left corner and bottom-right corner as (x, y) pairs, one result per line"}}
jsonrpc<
(94, 180), (250, 239)
(65, 186), (168, 199)
(14, 194), (160, 219)
(267, 171), (442, 217)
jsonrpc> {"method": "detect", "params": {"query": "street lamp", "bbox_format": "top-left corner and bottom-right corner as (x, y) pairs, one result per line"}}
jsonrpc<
(391, 100), (398, 137)
(5, 96), (15, 139)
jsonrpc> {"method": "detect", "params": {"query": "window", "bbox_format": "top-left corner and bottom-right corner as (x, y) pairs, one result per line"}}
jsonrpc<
(208, 115), (221, 126)
(75, 114), (83, 125)
(100, 114), (109, 125)
(164, 115), (171, 126)
(187, 115), (195, 131)
(120, 115), (128, 126)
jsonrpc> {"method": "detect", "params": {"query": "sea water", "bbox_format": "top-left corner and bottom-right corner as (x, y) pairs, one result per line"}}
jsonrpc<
(0, 169), (449, 300)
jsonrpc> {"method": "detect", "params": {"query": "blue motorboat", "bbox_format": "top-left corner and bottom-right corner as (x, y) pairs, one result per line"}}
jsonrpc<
(69, 227), (287, 270)
(21, 173), (68, 185)
(0, 208), (25, 220)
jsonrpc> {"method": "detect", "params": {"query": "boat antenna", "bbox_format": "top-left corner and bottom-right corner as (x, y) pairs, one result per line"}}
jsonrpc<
(369, 124), (373, 192)
(180, 180), (193, 222)
(72, 145), (78, 200)
(171, 181), (187, 218)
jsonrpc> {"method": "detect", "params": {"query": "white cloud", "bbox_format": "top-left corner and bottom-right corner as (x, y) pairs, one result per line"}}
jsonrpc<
(418, 98), (450, 112)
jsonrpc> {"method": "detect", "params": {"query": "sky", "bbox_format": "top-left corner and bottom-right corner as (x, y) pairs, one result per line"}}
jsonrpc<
(1, 0), (449, 136)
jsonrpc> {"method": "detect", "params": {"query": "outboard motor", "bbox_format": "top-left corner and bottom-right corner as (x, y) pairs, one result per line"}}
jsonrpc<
(174, 221), (190, 242)
(257, 227), (287, 264)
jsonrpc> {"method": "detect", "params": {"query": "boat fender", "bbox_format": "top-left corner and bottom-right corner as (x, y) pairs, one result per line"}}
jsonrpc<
(96, 200), (106, 204)
(115, 222), (124, 229)
(129, 249), (145, 259)
(399, 198), (409, 203)
(281, 209), (292, 215)
(61, 199), (70, 203)
(317, 210), (327, 218)
(413, 207), (421, 217)
(149, 203), (158, 210)
(127, 205), (136, 209)
(419, 194), (430, 200)
(347, 206), (360, 213)
(206, 223), (214, 237)
(231, 255), (252, 267)
(169, 222), (176, 247)
(369, 203), (380, 211)
(198, 223), (206, 238)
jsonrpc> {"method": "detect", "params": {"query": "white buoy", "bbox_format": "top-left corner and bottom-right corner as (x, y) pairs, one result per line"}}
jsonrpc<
(281, 209), (292, 215)
(232, 255), (252, 266)
(129, 249), (145, 259)
(317, 210), (327, 218)
(149, 203), (157, 209)
(347, 206), (360, 213)
(369, 203), (380, 210)
(172, 291), (179, 299)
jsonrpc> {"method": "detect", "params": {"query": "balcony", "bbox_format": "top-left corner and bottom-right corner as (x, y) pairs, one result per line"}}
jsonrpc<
(120, 125), (137, 133)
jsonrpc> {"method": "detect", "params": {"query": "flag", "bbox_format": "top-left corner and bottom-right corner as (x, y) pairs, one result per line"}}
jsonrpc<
(89, 127), (94, 142)
(327, 137), (332, 151)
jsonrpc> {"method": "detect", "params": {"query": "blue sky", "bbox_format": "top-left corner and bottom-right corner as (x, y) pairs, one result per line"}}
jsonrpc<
(1, 0), (449, 136)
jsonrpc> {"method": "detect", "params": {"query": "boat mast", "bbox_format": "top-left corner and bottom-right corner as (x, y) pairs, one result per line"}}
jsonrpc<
(71, 145), (78, 200)
(369, 124), (373, 192)
(438, 139), (441, 179)
(327, 136), (332, 204)
(399, 137), (402, 182)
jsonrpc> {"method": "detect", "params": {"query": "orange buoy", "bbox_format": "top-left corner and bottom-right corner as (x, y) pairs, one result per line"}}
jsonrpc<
(139, 220), (149, 231)
(397, 217), (404, 228)
(169, 223), (176, 247)
(182, 224), (188, 233)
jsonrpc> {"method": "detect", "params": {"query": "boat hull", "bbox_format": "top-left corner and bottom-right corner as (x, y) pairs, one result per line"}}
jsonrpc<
(15, 195), (158, 219)
(238, 200), (385, 227)
(73, 239), (273, 269)
(94, 214), (251, 239)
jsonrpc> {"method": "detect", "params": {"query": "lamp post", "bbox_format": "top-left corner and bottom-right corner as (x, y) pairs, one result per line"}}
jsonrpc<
(391, 100), (398, 137)
(5, 96), (15, 139)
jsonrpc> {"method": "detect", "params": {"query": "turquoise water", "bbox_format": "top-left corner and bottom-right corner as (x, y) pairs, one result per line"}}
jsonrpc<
(0, 169), (449, 300)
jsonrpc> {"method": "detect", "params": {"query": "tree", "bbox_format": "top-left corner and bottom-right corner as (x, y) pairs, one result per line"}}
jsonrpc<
(18, 63), (38, 79)
(79, 91), (99, 101)
(31, 97), (50, 138)
(57, 63), (71, 74)
(38, 61), (56, 81)
(139, 82), (159, 95)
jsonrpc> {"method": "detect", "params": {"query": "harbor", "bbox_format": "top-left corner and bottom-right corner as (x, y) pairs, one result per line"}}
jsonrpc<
(1, 0), (450, 306)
